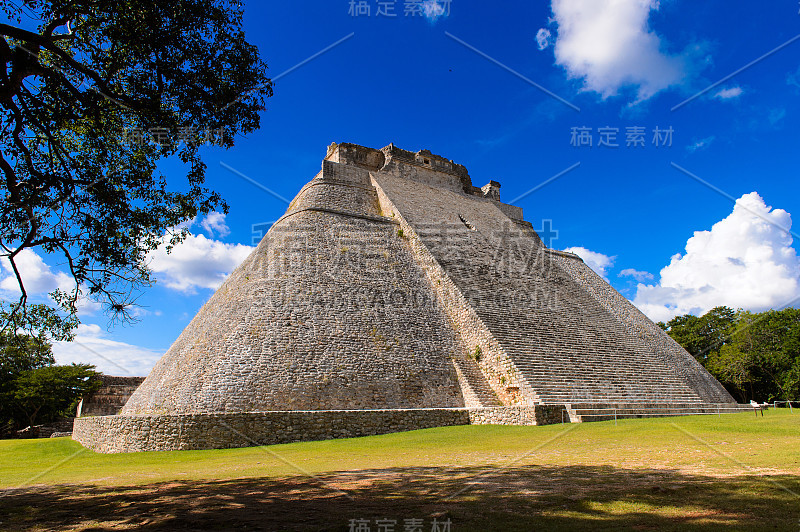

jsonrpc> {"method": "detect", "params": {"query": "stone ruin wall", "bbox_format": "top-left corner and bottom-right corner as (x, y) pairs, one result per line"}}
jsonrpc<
(77, 376), (146, 417)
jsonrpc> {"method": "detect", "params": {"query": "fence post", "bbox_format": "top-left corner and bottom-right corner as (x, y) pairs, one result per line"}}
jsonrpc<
(614, 408), (617, 426)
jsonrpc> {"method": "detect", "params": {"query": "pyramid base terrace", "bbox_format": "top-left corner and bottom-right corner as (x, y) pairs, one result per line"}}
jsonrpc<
(73, 404), (750, 453)
(565, 403), (754, 422)
(72, 407), (564, 453)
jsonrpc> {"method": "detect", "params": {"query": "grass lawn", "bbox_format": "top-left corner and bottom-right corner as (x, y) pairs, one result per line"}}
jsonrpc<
(0, 410), (798, 530)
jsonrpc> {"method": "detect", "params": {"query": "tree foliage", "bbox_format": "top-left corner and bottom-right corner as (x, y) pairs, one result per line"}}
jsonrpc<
(0, 308), (100, 431)
(663, 306), (800, 403)
(0, 304), (69, 430)
(0, 301), (76, 341)
(659, 306), (735, 364)
(11, 363), (99, 427)
(0, 0), (271, 330)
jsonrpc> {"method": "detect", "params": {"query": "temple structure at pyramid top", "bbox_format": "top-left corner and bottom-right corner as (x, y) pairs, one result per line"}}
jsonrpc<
(73, 142), (742, 453)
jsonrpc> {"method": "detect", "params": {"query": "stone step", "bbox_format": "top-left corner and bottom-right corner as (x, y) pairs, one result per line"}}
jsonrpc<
(452, 358), (502, 407)
(558, 402), (751, 422)
(416, 206), (727, 407)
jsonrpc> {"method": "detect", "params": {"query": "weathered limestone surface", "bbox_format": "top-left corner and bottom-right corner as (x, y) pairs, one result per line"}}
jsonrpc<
(123, 156), (466, 414)
(372, 167), (711, 405)
(77, 141), (738, 453)
(73, 406), (565, 453)
(468, 405), (567, 426)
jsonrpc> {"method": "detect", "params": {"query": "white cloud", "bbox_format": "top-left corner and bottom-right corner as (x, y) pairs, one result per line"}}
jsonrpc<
(2, 214), (251, 313)
(148, 233), (253, 293)
(536, 28), (553, 51)
(542, 0), (686, 102)
(0, 248), (105, 313)
(687, 136), (715, 153)
(421, 0), (449, 22)
(200, 211), (230, 238)
(619, 268), (654, 282)
(633, 192), (800, 322)
(148, 212), (253, 293)
(0, 248), (73, 296)
(563, 246), (616, 278)
(714, 86), (743, 100)
(52, 323), (162, 376)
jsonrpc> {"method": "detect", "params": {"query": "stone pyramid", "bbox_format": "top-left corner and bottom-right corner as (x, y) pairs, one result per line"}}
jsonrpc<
(74, 143), (739, 453)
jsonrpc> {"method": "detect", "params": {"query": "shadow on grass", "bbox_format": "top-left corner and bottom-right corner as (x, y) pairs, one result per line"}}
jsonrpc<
(1, 464), (798, 531)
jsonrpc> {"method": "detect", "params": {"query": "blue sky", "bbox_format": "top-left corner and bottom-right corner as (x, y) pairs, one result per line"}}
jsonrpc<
(5, 0), (800, 375)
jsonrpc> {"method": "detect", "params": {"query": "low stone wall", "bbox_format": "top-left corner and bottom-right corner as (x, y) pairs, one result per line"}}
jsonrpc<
(468, 406), (567, 426)
(7, 419), (75, 439)
(74, 409), (470, 453)
(73, 406), (563, 453)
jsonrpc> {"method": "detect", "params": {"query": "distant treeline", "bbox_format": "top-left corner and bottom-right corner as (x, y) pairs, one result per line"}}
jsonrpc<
(659, 307), (800, 403)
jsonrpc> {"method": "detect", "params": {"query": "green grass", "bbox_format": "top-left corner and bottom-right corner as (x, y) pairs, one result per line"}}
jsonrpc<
(1, 410), (799, 530)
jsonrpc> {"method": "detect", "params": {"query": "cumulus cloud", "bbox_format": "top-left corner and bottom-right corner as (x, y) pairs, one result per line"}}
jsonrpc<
(149, 234), (252, 293)
(200, 211), (231, 238)
(541, 0), (687, 102)
(714, 86), (743, 100)
(2, 214), (251, 309)
(687, 136), (715, 153)
(148, 212), (253, 293)
(148, 214), (253, 294)
(536, 28), (552, 51)
(52, 323), (162, 376)
(0, 248), (73, 296)
(0, 248), (105, 313)
(619, 268), (654, 282)
(563, 246), (616, 278)
(633, 192), (800, 322)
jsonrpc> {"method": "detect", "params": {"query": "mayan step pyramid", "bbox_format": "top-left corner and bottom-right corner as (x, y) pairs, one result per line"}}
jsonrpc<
(73, 142), (741, 453)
